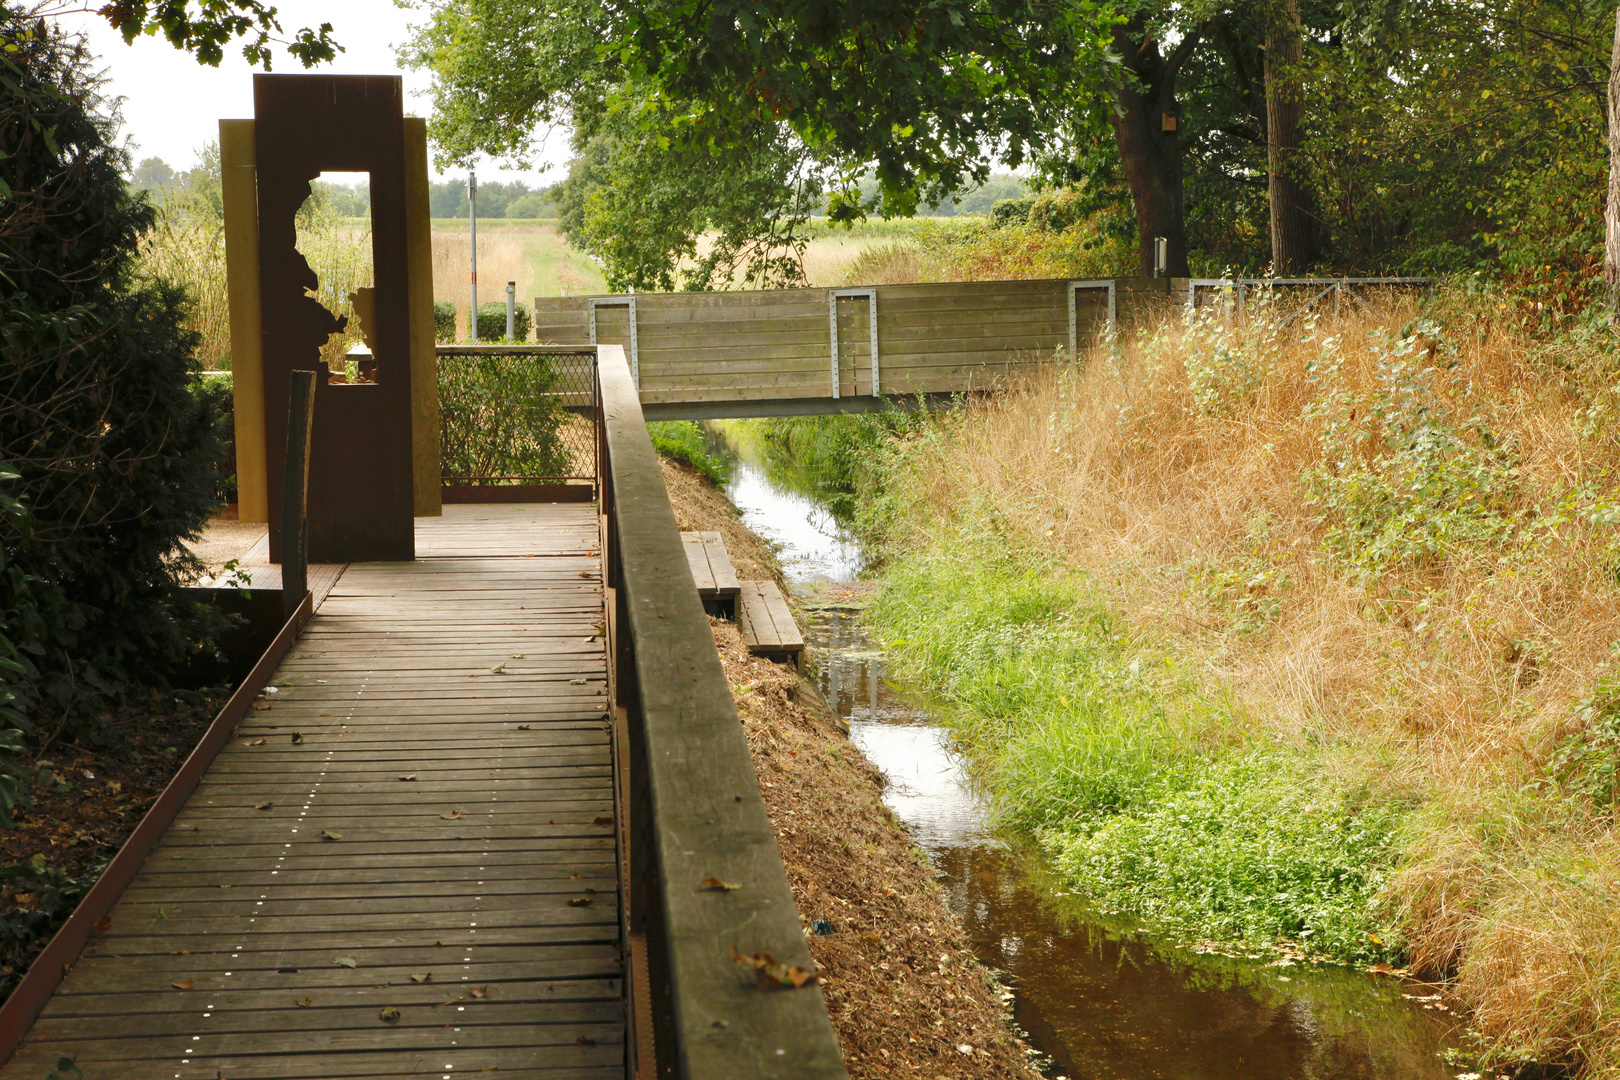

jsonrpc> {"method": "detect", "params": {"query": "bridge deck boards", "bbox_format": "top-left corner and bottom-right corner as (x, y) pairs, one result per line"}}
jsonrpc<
(1, 504), (626, 1080)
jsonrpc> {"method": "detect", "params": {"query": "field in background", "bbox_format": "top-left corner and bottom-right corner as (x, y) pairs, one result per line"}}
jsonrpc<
(140, 207), (1099, 366)
(427, 218), (607, 340)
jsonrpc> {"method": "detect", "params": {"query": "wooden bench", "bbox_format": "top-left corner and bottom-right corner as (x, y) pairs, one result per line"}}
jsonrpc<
(681, 530), (741, 617)
(738, 580), (804, 668)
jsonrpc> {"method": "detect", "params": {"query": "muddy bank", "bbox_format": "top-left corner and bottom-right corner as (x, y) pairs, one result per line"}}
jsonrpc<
(661, 458), (1042, 1078)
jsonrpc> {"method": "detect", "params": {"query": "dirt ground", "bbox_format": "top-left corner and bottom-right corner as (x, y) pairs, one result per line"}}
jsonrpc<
(182, 506), (264, 580)
(664, 458), (1042, 1079)
(0, 692), (221, 992)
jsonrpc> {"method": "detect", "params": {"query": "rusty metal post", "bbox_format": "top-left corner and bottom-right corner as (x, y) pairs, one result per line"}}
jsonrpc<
(281, 370), (316, 618)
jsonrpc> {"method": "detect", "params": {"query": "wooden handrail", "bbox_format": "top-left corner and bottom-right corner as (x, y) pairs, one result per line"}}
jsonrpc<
(595, 343), (848, 1079)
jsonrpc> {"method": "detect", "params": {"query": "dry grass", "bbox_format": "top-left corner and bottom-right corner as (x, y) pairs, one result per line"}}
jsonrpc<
(877, 293), (1620, 1074)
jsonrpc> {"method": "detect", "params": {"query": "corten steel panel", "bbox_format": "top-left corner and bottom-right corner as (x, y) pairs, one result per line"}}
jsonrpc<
(256, 74), (414, 562)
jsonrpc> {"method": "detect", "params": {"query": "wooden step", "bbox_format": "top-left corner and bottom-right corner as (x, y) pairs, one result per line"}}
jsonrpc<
(738, 580), (803, 668)
(681, 531), (740, 617)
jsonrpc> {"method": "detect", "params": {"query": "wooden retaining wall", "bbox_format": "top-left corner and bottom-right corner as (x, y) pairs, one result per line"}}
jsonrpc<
(534, 278), (1174, 417)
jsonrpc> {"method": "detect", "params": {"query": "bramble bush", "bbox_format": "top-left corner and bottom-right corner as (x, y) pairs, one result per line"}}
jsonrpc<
(1303, 321), (1521, 571)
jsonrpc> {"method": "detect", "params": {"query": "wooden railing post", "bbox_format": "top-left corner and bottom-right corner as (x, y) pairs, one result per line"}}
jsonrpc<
(281, 369), (316, 619)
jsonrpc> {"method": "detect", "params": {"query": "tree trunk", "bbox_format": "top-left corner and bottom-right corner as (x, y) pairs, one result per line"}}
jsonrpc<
(1107, 19), (1201, 279)
(1605, 7), (1620, 317)
(1265, 0), (1314, 274)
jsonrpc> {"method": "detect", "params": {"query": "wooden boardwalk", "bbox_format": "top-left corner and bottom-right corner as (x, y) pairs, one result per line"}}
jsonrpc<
(1, 504), (625, 1080)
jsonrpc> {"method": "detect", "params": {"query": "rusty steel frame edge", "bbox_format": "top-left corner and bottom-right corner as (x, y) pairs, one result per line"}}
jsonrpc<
(0, 590), (315, 1063)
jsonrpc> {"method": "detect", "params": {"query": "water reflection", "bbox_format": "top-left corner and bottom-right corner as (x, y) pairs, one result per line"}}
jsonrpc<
(709, 424), (1465, 1080)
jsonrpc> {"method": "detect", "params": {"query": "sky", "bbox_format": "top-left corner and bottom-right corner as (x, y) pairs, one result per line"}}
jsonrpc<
(54, 0), (572, 187)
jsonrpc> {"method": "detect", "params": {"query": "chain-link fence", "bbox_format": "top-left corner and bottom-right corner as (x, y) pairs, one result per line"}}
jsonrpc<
(436, 347), (597, 484)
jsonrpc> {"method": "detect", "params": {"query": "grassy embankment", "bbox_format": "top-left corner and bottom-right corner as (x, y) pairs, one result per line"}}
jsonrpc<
(756, 296), (1620, 1076)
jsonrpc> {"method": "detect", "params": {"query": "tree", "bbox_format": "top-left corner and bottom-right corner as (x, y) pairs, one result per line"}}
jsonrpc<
(1606, 6), (1620, 316)
(404, 0), (1104, 276)
(131, 154), (175, 191)
(33, 0), (337, 67)
(1098, 11), (1205, 277)
(1264, 0), (1315, 272)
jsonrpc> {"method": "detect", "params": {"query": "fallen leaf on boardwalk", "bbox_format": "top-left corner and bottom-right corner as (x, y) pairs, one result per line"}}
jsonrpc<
(379, 1007), (400, 1022)
(294, 997), (314, 1007)
(169, 950), (191, 956)
(511, 654), (525, 659)
(592, 816), (614, 826)
(577, 1036), (597, 1045)
(698, 878), (741, 892)
(255, 801), (274, 810)
(516, 724), (531, 731)
(430, 997), (462, 1008)
(92, 914), (111, 936)
(466, 985), (487, 998)
(290, 732), (302, 744)
(567, 897), (593, 907)
(440, 810), (463, 820)
(398, 774), (417, 781)
(253, 702), (271, 711)
(578, 572), (590, 578)
(320, 830), (342, 841)
(569, 678), (587, 685)
(333, 957), (359, 968)
(732, 948), (817, 990)
(249, 739), (266, 746)
(172, 979), (194, 990)
(409, 973), (432, 983)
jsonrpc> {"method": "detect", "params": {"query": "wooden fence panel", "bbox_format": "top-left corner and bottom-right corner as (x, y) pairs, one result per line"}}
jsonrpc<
(533, 278), (1168, 413)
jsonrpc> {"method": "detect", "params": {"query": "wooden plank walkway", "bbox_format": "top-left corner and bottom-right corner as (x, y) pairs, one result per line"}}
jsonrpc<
(737, 581), (803, 666)
(1, 504), (625, 1080)
(681, 531), (739, 617)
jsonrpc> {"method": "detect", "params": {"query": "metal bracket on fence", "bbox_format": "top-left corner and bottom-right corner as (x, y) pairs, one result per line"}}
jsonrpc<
(1068, 280), (1116, 355)
(588, 296), (639, 388)
(828, 288), (878, 400)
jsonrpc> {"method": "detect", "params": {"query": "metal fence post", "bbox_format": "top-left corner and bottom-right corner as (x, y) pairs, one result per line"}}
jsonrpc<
(506, 280), (516, 342)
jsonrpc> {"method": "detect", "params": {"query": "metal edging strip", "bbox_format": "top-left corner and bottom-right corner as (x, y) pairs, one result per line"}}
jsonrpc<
(0, 590), (316, 1063)
(827, 288), (878, 399)
(1067, 280), (1116, 355)
(588, 296), (639, 388)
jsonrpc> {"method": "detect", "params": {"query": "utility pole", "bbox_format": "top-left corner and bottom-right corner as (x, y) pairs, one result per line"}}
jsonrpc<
(468, 169), (478, 343)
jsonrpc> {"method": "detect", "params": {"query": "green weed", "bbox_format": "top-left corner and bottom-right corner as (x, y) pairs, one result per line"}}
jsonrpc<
(647, 422), (726, 486)
(870, 537), (1408, 962)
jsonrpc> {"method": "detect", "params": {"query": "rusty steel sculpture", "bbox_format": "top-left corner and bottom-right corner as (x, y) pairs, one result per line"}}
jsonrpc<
(255, 74), (415, 563)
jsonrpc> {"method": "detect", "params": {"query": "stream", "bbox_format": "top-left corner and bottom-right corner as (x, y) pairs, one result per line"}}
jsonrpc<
(703, 427), (1468, 1080)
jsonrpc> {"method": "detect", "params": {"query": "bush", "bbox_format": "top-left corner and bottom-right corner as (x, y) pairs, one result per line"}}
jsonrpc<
(474, 300), (530, 342)
(433, 300), (455, 343)
(439, 353), (572, 479)
(647, 422), (725, 486)
(0, 15), (230, 745)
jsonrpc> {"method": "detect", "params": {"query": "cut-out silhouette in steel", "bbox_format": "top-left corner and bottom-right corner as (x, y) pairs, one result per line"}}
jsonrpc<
(257, 74), (414, 563)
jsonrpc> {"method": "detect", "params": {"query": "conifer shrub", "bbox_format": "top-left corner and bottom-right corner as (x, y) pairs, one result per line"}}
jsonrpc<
(0, 14), (229, 745)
